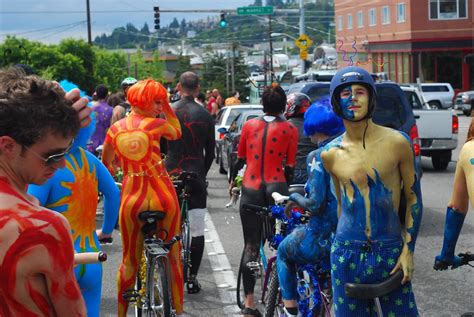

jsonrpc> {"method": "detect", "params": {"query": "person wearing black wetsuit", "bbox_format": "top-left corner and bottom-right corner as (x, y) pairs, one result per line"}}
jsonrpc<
(164, 71), (215, 294)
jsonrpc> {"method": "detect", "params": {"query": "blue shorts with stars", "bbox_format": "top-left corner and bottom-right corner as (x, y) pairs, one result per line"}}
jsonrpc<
(330, 238), (418, 317)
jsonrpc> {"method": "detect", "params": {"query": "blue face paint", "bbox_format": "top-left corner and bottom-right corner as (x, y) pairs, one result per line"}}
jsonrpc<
(470, 158), (474, 165)
(339, 86), (355, 120)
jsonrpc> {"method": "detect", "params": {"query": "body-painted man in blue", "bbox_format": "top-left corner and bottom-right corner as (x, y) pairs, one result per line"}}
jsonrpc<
(276, 97), (344, 317)
(320, 67), (422, 316)
(28, 81), (120, 317)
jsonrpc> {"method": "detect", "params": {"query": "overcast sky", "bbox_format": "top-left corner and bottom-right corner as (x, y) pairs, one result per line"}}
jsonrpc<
(0, 0), (255, 43)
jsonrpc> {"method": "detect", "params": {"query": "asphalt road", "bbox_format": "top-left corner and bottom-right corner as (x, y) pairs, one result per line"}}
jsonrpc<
(98, 112), (474, 316)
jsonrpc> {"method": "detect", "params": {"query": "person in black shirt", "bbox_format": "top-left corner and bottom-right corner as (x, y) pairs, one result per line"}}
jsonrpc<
(164, 71), (215, 294)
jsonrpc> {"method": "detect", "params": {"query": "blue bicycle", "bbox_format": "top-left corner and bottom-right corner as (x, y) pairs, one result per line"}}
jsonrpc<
(243, 191), (333, 317)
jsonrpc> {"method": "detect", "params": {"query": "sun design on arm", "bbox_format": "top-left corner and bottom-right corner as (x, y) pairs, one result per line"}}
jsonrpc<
(47, 149), (99, 252)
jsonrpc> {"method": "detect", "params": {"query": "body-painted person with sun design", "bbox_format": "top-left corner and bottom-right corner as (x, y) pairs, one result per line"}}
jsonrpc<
(317, 67), (422, 316)
(101, 79), (183, 316)
(0, 67), (86, 316)
(28, 81), (120, 317)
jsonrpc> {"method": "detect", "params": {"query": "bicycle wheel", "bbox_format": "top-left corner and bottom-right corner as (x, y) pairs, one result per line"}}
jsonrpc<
(180, 220), (191, 283)
(236, 247), (265, 311)
(264, 261), (284, 317)
(150, 256), (171, 317)
(134, 270), (143, 317)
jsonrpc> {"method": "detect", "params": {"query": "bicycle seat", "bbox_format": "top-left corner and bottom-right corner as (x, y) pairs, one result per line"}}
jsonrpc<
(344, 270), (403, 299)
(138, 210), (166, 223)
(180, 171), (197, 180)
(289, 184), (305, 196)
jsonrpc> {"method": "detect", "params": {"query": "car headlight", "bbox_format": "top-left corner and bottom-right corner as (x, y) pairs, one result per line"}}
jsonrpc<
(462, 94), (470, 103)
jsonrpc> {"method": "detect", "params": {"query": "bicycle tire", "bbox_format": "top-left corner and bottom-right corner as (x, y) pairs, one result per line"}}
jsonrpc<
(236, 247), (265, 311)
(134, 269), (143, 317)
(236, 248), (246, 310)
(150, 256), (171, 317)
(180, 220), (191, 283)
(264, 262), (283, 317)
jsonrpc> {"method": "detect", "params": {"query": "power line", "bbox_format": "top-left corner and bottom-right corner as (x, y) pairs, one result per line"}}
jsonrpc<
(0, 21), (87, 36)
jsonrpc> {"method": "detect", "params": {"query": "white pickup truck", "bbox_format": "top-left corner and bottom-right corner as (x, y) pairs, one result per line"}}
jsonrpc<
(403, 83), (455, 109)
(402, 86), (458, 170)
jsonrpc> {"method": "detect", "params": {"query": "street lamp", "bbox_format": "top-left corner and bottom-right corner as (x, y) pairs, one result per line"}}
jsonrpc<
(271, 33), (297, 71)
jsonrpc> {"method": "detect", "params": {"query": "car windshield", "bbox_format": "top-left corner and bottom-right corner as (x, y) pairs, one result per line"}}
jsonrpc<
(404, 91), (423, 109)
(226, 108), (252, 125)
(372, 86), (407, 129)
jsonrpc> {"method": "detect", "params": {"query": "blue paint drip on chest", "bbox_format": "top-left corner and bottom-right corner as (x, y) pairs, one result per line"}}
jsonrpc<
(337, 170), (401, 241)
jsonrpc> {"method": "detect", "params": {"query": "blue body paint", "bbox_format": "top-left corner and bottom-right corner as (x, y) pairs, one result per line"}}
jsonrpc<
(436, 207), (466, 266)
(27, 83), (120, 317)
(339, 86), (355, 120)
(277, 137), (339, 301)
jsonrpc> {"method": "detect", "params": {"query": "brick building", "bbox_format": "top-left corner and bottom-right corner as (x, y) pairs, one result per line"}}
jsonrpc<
(334, 0), (473, 92)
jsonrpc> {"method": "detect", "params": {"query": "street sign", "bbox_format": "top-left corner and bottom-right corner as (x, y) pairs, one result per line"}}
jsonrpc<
(299, 49), (308, 60)
(295, 34), (313, 50)
(237, 6), (274, 15)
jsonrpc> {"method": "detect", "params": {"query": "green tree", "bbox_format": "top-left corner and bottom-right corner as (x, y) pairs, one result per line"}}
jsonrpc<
(0, 36), (37, 68)
(172, 54), (191, 86)
(141, 23), (150, 35)
(170, 18), (180, 29)
(253, 0), (263, 6)
(57, 39), (96, 92)
(94, 48), (128, 91)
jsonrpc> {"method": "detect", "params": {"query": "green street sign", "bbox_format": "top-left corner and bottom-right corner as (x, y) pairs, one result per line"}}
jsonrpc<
(237, 6), (274, 15)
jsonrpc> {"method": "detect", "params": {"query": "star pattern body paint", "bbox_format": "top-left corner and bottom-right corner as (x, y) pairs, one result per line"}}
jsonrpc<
(318, 124), (422, 316)
(277, 138), (339, 300)
(103, 110), (183, 315)
(28, 123), (120, 317)
(0, 177), (86, 316)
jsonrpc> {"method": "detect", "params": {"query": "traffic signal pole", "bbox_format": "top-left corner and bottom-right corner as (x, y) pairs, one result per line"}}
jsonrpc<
(86, 0), (92, 44)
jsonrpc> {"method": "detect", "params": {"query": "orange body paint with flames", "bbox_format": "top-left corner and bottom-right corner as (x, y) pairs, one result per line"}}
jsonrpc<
(102, 79), (184, 316)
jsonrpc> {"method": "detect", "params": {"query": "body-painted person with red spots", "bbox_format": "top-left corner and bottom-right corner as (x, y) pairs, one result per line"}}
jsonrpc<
(230, 84), (298, 317)
(0, 67), (86, 316)
(101, 79), (184, 316)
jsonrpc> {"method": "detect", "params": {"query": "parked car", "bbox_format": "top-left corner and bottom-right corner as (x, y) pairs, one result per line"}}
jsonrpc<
(454, 90), (474, 116)
(402, 86), (458, 170)
(218, 109), (264, 182)
(403, 83), (455, 109)
(287, 81), (423, 178)
(214, 105), (263, 173)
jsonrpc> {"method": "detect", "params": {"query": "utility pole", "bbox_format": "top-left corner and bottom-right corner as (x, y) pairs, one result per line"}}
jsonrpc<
(225, 56), (230, 96)
(268, 16), (274, 82)
(231, 43), (236, 93)
(86, 0), (92, 44)
(299, 0), (306, 74)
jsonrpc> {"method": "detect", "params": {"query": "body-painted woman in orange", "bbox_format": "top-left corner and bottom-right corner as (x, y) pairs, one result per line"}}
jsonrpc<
(102, 79), (183, 316)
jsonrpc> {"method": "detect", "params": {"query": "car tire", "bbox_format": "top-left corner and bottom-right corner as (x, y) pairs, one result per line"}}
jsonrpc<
(428, 100), (443, 109)
(432, 151), (451, 170)
(463, 109), (471, 116)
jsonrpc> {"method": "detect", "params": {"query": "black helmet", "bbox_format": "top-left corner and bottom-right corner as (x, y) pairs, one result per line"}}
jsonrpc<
(285, 93), (311, 118)
(329, 66), (377, 120)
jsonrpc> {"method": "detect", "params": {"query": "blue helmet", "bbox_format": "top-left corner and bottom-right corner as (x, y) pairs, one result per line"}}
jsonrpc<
(329, 66), (377, 120)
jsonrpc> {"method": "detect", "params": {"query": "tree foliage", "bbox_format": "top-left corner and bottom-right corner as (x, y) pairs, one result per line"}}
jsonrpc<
(0, 36), (165, 94)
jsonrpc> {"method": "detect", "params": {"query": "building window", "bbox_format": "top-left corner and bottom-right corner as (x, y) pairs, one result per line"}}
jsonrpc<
(337, 15), (343, 30)
(347, 14), (353, 29)
(397, 3), (406, 22)
(357, 11), (364, 27)
(429, 0), (467, 20)
(382, 6), (390, 24)
(369, 8), (377, 26)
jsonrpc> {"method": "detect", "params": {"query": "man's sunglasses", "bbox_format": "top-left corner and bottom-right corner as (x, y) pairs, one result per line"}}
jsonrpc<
(23, 139), (74, 166)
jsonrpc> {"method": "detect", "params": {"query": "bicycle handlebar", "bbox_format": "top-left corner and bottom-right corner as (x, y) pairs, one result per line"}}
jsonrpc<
(74, 251), (107, 265)
(242, 203), (269, 214)
(272, 192), (289, 204)
(433, 252), (474, 271)
(172, 171), (198, 189)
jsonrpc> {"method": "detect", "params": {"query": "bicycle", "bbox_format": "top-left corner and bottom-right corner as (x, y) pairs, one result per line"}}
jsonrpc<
(433, 252), (474, 270)
(123, 210), (181, 317)
(74, 251), (107, 265)
(244, 187), (332, 317)
(242, 191), (333, 317)
(171, 170), (197, 284)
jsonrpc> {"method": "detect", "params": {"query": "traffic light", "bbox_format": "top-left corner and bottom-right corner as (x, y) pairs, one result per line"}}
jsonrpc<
(154, 6), (160, 30)
(219, 11), (227, 28)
